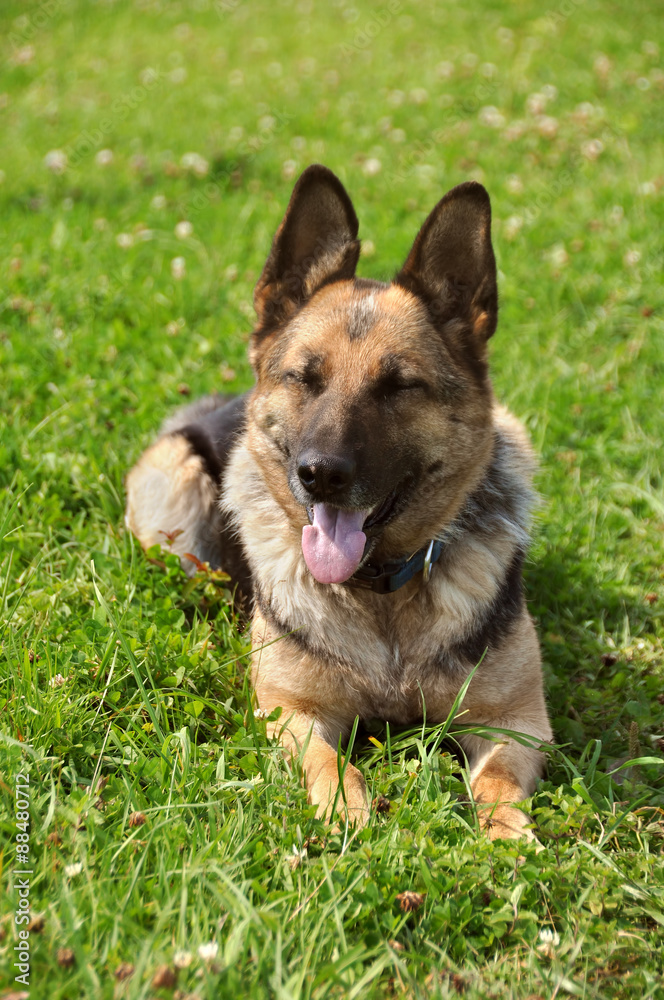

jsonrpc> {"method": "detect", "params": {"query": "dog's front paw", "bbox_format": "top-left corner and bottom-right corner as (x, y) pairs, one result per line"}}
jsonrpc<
(309, 761), (370, 828)
(478, 803), (539, 843)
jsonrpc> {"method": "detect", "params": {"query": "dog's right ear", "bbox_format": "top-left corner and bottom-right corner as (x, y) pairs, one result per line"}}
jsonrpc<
(252, 165), (360, 344)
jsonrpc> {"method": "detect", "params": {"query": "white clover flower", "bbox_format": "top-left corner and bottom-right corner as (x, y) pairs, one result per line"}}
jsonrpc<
(537, 927), (560, 953)
(549, 245), (569, 268)
(197, 942), (219, 963)
(436, 60), (454, 79)
(253, 708), (269, 720)
(282, 159), (297, 180)
(505, 175), (524, 194)
(594, 54), (611, 77)
(14, 45), (35, 66)
(387, 89), (405, 107)
(537, 115), (558, 139)
(175, 220), (193, 239)
(166, 318), (185, 337)
(287, 843), (307, 870)
(44, 149), (67, 174)
(503, 215), (523, 241)
(65, 862), (83, 877)
(173, 950), (193, 969)
(582, 139), (604, 161)
(116, 233), (134, 249)
(171, 256), (186, 280)
(360, 240), (375, 257)
(140, 66), (160, 86)
(527, 93), (546, 116)
(49, 673), (66, 687)
(575, 101), (596, 122)
(151, 194), (167, 209)
(409, 88), (429, 105)
(95, 149), (114, 166)
(503, 121), (525, 142)
(623, 249), (641, 267)
(362, 158), (382, 177)
(479, 106), (505, 129)
(180, 152), (209, 177)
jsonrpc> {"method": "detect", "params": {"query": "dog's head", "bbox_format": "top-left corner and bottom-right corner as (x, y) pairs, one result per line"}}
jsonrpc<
(246, 165), (499, 584)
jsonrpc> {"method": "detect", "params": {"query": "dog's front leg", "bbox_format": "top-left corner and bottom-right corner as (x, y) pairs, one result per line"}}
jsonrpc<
(251, 615), (369, 827)
(269, 707), (369, 827)
(457, 722), (550, 841)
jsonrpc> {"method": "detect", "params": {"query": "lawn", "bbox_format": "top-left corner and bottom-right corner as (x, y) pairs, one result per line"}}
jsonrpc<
(1, 0), (663, 997)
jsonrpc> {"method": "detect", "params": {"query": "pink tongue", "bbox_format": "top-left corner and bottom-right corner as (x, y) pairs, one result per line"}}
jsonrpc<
(302, 504), (368, 584)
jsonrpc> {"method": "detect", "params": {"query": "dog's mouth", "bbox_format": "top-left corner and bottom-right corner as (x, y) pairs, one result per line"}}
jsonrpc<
(302, 491), (400, 585)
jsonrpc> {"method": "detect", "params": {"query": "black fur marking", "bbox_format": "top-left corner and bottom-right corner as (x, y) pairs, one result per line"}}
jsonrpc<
(162, 394), (253, 604)
(172, 394), (248, 483)
(255, 588), (349, 665)
(445, 549), (525, 667)
(259, 598), (308, 651)
(175, 426), (223, 482)
(284, 353), (325, 389)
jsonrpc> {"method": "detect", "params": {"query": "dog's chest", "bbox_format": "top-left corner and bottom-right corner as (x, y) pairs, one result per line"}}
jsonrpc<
(288, 583), (468, 723)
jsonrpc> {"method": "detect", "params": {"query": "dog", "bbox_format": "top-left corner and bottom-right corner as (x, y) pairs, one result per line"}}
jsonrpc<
(125, 164), (553, 840)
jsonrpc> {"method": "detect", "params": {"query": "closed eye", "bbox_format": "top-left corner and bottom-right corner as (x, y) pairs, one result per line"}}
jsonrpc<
(283, 369), (323, 391)
(374, 374), (430, 397)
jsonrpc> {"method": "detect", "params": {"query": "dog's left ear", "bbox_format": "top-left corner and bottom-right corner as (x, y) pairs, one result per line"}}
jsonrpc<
(252, 165), (360, 337)
(395, 181), (497, 341)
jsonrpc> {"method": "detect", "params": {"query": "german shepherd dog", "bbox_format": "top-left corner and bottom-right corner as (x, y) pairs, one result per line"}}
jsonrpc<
(126, 165), (552, 840)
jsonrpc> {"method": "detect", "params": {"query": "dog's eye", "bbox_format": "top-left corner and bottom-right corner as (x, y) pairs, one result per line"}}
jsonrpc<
(283, 370), (322, 391)
(375, 375), (428, 397)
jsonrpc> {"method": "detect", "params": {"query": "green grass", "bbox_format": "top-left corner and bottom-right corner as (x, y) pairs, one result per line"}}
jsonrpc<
(1, 0), (663, 996)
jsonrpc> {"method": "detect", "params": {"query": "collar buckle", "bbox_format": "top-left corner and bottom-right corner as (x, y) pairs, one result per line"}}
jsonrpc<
(422, 539), (436, 584)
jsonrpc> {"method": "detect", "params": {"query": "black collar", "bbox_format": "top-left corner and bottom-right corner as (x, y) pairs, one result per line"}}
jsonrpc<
(344, 539), (443, 595)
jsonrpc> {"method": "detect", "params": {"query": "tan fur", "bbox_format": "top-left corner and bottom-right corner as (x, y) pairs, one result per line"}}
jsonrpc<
(125, 436), (217, 575)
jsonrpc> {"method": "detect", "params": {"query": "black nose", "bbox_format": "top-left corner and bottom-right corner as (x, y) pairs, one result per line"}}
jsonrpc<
(297, 449), (355, 498)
